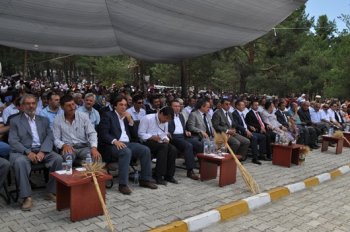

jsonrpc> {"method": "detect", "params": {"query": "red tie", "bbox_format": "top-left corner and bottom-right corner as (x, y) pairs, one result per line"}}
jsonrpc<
(256, 112), (265, 129)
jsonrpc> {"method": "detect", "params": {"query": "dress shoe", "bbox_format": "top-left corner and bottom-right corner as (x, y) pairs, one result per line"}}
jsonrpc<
(258, 155), (271, 161)
(164, 177), (179, 184)
(187, 170), (199, 180)
(118, 185), (132, 195)
(21, 197), (33, 211)
(155, 178), (167, 186)
(252, 159), (262, 165)
(45, 193), (56, 202)
(139, 180), (158, 189)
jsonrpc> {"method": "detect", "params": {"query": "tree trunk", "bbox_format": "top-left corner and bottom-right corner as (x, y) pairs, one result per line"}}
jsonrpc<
(239, 73), (247, 93)
(180, 60), (188, 99)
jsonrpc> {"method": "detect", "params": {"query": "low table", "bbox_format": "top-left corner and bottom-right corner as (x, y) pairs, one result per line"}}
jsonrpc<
(343, 132), (350, 147)
(272, 144), (304, 168)
(197, 153), (239, 187)
(321, 135), (343, 154)
(51, 171), (112, 222)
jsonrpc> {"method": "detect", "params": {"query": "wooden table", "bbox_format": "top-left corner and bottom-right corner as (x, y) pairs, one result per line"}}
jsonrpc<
(343, 132), (350, 147)
(51, 171), (112, 222)
(197, 153), (239, 187)
(321, 135), (343, 154)
(272, 144), (304, 168)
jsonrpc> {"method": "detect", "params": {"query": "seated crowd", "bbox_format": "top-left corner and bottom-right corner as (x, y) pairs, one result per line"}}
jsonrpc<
(0, 80), (350, 212)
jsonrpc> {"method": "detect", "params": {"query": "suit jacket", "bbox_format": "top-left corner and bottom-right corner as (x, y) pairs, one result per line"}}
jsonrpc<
(168, 113), (186, 135)
(275, 110), (289, 127)
(245, 110), (264, 133)
(186, 110), (215, 136)
(232, 110), (247, 136)
(98, 111), (134, 145)
(212, 109), (238, 133)
(9, 113), (53, 154)
(298, 108), (312, 126)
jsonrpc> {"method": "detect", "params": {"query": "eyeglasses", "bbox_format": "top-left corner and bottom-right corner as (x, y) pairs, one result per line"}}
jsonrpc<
(136, 101), (143, 104)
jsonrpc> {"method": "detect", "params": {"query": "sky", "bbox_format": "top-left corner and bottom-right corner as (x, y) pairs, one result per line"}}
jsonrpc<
(305, 0), (350, 31)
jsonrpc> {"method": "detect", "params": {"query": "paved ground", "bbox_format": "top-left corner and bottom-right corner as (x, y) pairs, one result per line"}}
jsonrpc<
(1, 146), (350, 232)
(204, 168), (350, 232)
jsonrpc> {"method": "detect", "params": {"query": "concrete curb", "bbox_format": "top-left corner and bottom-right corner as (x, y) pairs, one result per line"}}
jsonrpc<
(149, 164), (350, 232)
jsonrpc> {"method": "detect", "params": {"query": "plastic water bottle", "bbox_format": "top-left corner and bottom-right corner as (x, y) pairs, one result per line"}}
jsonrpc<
(133, 170), (139, 185)
(65, 153), (73, 175)
(345, 125), (349, 132)
(203, 139), (210, 155)
(85, 152), (92, 164)
(275, 134), (280, 144)
(328, 127), (334, 136)
(209, 139), (216, 154)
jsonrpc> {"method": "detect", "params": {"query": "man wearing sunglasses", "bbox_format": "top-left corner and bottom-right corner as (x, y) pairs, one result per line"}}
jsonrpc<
(127, 95), (146, 121)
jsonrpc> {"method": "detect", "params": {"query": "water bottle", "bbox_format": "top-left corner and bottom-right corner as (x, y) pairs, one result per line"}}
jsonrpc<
(209, 138), (215, 154)
(328, 127), (334, 136)
(133, 170), (139, 185)
(203, 139), (210, 155)
(275, 134), (280, 144)
(65, 153), (73, 175)
(345, 125), (349, 132)
(85, 152), (92, 164)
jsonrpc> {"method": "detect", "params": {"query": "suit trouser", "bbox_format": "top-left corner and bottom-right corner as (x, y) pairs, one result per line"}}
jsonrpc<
(0, 141), (10, 159)
(100, 143), (153, 185)
(227, 134), (250, 159)
(0, 157), (10, 189)
(144, 141), (177, 179)
(250, 133), (266, 159)
(171, 134), (195, 170)
(10, 152), (63, 199)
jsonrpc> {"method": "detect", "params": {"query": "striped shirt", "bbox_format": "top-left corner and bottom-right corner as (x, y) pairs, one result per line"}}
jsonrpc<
(53, 111), (98, 149)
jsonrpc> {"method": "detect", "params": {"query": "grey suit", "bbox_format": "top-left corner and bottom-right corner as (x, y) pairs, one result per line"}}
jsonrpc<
(212, 109), (250, 158)
(0, 157), (10, 191)
(9, 113), (63, 198)
(186, 110), (215, 136)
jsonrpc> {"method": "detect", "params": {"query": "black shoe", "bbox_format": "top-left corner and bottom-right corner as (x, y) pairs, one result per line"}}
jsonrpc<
(155, 179), (167, 186)
(258, 155), (270, 161)
(252, 159), (262, 165)
(164, 177), (179, 184)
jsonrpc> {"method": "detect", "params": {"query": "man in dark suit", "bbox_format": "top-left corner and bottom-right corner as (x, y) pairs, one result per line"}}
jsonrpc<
(245, 100), (273, 160)
(169, 100), (200, 180)
(9, 94), (63, 211)
(275, 101), (289, 128)
(232, 100), (265, 165)
(298, 101), (320, 149)
(98, 96), (157, 195)
(212, 99), (250, 160)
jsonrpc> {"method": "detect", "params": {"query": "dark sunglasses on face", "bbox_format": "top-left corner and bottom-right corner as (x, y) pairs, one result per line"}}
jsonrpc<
(136, 101), (143, 104)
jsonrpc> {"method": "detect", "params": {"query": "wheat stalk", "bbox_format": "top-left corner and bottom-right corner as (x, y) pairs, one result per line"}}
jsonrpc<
(75, 162), (114, 232)
(333, 130), (350, 145)
(215, 132), (260, 194)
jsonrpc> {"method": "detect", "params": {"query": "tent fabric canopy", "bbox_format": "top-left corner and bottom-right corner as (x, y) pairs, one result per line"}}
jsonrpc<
(0, 0), (305, 61)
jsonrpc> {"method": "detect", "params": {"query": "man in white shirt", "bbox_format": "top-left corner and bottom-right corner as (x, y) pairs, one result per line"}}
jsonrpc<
(183, 96), (197, 116)
(77, 93), (100, 127)
(98, 96), (157, 195)
(126, 95), (146, 121)
(53, 95), (101, 164)
(2, 92), (20, 124)
(138, 106), (177, 185)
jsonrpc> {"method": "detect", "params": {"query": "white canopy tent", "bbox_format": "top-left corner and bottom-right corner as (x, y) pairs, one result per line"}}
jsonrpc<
(0, 0), (305, 61)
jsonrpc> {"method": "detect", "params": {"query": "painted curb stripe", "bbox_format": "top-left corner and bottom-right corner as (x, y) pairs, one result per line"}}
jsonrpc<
(268, 187), (290, 201)
(316, 173), (331, 183)
(216, 200), (249, 220)
(149, 163), (350, 232)
(338, 165), (350, 174)
(330, 169), (342, 179)
(183, 210), (220, 232)
(285, 182), (306, 193)
(304, 177), (320, 188)
(243, 193), (271, 210)
(149, 221), (188, 232)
